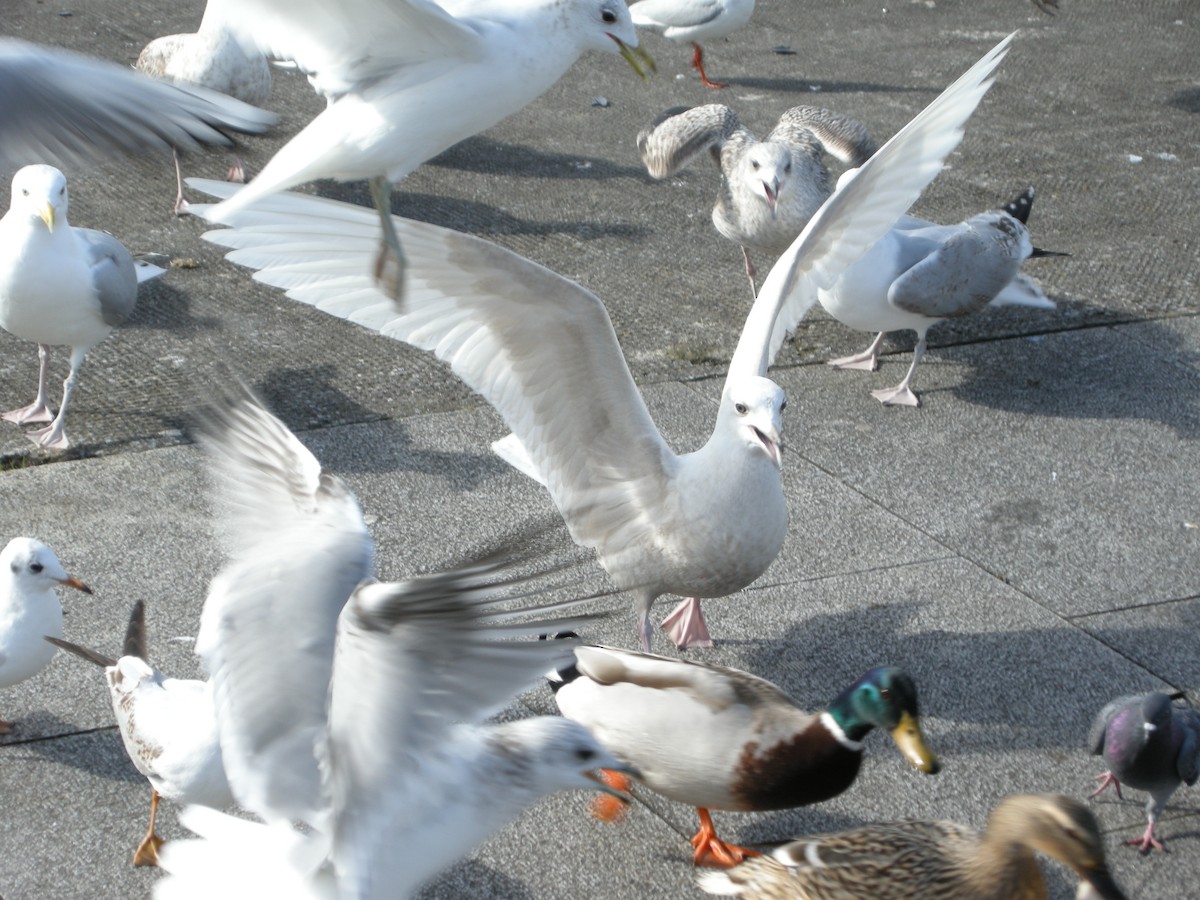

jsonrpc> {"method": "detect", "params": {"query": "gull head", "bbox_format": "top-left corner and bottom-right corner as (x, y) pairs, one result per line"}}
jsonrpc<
(1, 537), (92, 597)
(740, 144), (792, 216)
(721, 376), (786, 470)
(582, 0), (654, 80)
(498, 717), (639, 800)
(8, 164), (70, 234)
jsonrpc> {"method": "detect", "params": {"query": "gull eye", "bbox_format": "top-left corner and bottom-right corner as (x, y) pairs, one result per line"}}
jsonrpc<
(785, 162), (792, 173)
(750, 160), (760, 170)
(575, 747), (597, 762)
(21, 188), (28, 196)
(30, 563), (44, 574)
(780, 400), (787, 411)
(735, 402), (748, 415)
(601, 7), (617, 23)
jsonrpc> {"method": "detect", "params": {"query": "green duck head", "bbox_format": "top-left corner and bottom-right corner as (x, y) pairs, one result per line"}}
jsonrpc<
(828, 666), (941, 774)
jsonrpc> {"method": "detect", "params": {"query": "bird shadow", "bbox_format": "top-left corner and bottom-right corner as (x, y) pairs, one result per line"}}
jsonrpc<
(423, 134), (644, 181)
(0, 723), (142, 785)
(417, 859), (535, 899)
(124, 279), (222, 336)
(252, 365), (387, 433)
(720, 76), (940, 97)
(1169, 87), (1200, 113)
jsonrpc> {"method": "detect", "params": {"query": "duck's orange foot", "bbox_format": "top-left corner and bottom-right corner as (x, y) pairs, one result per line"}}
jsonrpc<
(590, 769), (634, 823)
(690, 808), (761, 868)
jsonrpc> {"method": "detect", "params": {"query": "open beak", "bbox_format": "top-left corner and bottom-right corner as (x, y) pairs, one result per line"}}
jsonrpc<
(751, 425), (783, 469)
(39, 203), (55, 233)
(890, 711), (940, 774)
(763, 181), (779, 215)
(1079, 865), (1129, 900)
(585, 762), (640, 803)
(56, 575), (93, 595)
(611, 36), (656, 81)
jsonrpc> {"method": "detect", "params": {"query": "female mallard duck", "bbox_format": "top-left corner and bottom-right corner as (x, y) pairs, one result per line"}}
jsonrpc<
(550, 645), (940, 867)
(696, 793), (1128, 900)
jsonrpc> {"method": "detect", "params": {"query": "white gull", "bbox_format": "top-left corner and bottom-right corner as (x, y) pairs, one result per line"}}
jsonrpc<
(629, 0), (755, 88)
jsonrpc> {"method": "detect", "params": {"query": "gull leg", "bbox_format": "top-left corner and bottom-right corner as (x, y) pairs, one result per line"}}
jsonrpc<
(589, 769), (634, 824)
(661, 597), (714, 649)
(1125, 812), (1165, 854)
(3, 344), (56, 423)
(172, 147), (190, 216)
(871, 333), (926, 407)
(369, 175), (407, 304)
(133, 788), (165, 867)
(741, 247), (758, 299)
(690, 808), (760, 868)
(28, 345), (86, 449)
(1091, 771), (1123, 800)
(828, 332), (886, 372)
(226, 152), (247, 184)
(637, 608), (655, 653)
(691, 44), (728, 89)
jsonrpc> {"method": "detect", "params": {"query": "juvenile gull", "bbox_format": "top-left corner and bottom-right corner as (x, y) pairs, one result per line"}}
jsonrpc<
(205, 0), (653, 302)
(629, 0), (755, 88)
(188, 33), (1018, 650)
(0, 38), (274, 170)
(818, 187), (1061, 407)
(0, 537), (92, 735)
(153, 392), (633, 898)
(0, 165), (166, 449)
(46, 600), (232, 867)
(136, 0), (273, 212)
(638, 103), (875, 294)
(1089, 690), (1200, 854)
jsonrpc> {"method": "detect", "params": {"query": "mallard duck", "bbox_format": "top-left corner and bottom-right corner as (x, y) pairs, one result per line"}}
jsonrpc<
(697, 793), (1129, 900)
(0, 536), (91, 733)
(550, 645), (939, 867)
(1088, 690), (1200, 853)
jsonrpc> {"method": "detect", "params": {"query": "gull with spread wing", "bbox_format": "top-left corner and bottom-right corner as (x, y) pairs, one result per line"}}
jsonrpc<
(154, 392), (633, 899)
(201, 0), (653, 302)
(188, 34), (1018, 651)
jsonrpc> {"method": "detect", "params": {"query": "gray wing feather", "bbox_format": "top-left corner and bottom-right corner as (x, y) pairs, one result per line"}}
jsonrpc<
(769, 106), (877, 166)
(888, 226), (1016, 319)
(1176, 707), (1200, 786)
(76, 228), (138, 326)
(630, 0), (722, 29)
(638, 105), (749, 179)
(0, 38), (275, 169)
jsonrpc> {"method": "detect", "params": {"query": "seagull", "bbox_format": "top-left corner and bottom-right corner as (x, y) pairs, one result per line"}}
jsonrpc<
(201, 0), (654, 303)
(0, 164), (166, 449)
(0, 38), (275, 171)
(638, 103), (876, 295)
(1089, 690), (1200, 854)
(0, 536), (92, 735)
(136, 0), (273, 213)
(186, 33), (1018, 650)
(628, 0), (755, 88)
(45, 600), (232, 868)
(152, 390), (635, 898)
(817, 187), (1062, 407)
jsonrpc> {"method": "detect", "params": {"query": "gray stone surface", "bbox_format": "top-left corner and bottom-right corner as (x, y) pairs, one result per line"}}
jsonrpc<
(1, 0), (1198, 898)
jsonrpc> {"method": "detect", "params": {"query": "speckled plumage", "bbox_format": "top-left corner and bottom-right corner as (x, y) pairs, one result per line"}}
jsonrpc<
(1089, 690), (1200, 853)
(698, 794), (1128, 900)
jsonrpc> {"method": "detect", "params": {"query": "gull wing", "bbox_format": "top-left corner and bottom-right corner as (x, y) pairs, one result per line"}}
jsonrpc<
(194, 392), (374, 826)
(727, 32), (1016, 381)
(0, 38), (275, 169)
(188, 183), (680, 573)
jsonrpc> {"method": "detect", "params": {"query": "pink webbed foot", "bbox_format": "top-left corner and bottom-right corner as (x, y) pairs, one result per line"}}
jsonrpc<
(2, 400), (55, 424)
(26, 421), (70, 450)
(226, 153), (247, 184)
(828, 351), (880, 372)
(661, 597), (714, 649)
(1091, 771), (1123, 799)
(1125, 821), (1165, 854)
(871, 385), (920, 407)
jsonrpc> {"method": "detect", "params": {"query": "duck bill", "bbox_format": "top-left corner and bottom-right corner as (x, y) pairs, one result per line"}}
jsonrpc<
(1079, 865), (1128, 900)
(890, 711), (940, 774)
(612, 37), (656, 81)
(56, 575), (93, 595)
(39, 203), (55, 233)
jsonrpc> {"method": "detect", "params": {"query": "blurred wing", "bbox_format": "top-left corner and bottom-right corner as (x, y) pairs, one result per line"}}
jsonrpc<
(0, 38), (275, 168)
(637, 104), (745, 178)
(325, 550), (607, 823)
(194, 392), (374, 825)
(187, 182), (680, 570)
(214, 0), (486, 97)
(728, 32), (1016, 380)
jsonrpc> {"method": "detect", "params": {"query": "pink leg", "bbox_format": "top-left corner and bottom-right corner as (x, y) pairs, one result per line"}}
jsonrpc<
(741, 247), (758, 299)
(692, 44), (727, 89)
(226, 152), (247, 184)
(1091, 770), (1123, 800)
(661, 597), (714, 649)
(26, 345), (85, 449)
(870, 333), (927, 407)
(2, 344), (55, 423)
(829, 332), (886, 372)
(173, 147), (190, 216)
(1125, 819), (1165, 854)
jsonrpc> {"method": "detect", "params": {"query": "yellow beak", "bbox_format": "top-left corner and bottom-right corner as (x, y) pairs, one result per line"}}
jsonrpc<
(39, 203), (55, 233)
(614, 38), (656, 81)
(890, 711), (941, 774)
